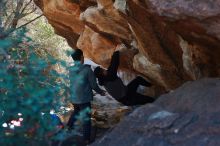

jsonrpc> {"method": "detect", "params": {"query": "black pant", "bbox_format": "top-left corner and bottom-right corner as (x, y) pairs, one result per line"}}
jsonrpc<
(67, 102), (91, 141)
(119, 76), (155, 106)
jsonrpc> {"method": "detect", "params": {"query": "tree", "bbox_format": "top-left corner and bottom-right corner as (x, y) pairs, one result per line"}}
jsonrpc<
(0, 1), (71, 145)
(0, 0), (43, 39)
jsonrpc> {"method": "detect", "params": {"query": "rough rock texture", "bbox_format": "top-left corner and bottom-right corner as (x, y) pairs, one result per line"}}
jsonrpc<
(34, 0), (220, 92)
(90, 78), (220, 146)
(60, 95), (130, 129)
(92, 94), (131, 129)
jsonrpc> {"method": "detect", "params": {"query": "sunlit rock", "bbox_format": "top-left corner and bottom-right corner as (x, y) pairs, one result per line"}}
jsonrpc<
(35, 0), (220, 93)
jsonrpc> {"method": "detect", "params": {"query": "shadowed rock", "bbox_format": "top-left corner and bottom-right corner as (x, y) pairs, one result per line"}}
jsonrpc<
(90, 78), (220, 146)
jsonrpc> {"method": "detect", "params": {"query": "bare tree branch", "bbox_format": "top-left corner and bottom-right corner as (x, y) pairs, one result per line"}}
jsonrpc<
(1, 0), (43, 39)
(4, 0), (37, 31)
(10, 0), (25, 29)
(20, 0), (33, 14)
(15, 0), (25, 14)
(14, 14), (43, 31)
(1, 0), (9, 17)
(1, 14), (43, 39)
(4, 12), (15, 30)
(20, 7), (37, 19)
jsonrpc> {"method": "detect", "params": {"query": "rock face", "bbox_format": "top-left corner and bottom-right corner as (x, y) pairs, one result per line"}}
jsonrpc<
(92, 94), (131, 129)
(34, 0), (220, 92)
(90, 78), (220, 146)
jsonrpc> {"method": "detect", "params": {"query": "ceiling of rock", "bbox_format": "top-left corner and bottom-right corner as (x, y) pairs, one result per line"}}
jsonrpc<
(34, 0), (220, 93)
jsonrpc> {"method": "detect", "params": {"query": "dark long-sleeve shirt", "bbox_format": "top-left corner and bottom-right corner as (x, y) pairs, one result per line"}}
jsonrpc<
(107, 51), (120, 79)
(102, 51), (127, 99)
(69, 62), (103, 104)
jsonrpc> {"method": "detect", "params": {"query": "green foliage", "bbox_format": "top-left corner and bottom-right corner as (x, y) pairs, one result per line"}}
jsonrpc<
(29, 16), (71, 60)
(0, 1), (92, 145)
(0, 18), (70, 146)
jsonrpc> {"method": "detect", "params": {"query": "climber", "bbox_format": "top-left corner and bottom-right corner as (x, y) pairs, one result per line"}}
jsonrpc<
(67, 49), (105, 144)
(94, 50), (155, 106)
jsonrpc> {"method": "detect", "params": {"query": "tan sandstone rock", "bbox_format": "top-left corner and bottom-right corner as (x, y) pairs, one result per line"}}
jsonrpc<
(35, 0), (220, 93)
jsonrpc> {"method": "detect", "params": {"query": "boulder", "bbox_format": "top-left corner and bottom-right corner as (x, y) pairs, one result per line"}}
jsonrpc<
(34, 0), (220, 93)
(90, 78), (220, 146)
